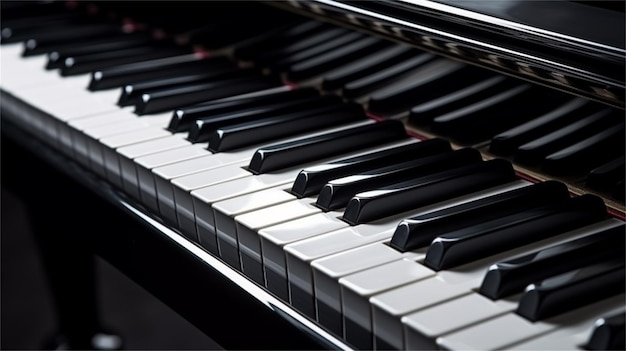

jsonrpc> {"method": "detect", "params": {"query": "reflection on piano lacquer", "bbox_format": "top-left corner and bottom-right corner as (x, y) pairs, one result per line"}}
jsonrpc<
(1, 1), (624, 350)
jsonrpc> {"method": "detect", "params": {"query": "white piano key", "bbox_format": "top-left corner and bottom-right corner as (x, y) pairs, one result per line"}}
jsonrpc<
(312, 242), (424, 336)
(83, 114), (171, 176)
(101, 127), (173, 185)
(402, 293), (517, 350)
(219, 172), (309, 265)
(171, 162), (253, 236)
(340, 258), (436, 349)
(368, 219), (622, 349)
(210, 185), (296, 269)
(370, 275), (473, 350)
(235, 200), (322, 278)
(116, 134), (191, 199)
(437, 295), (625, 351)
(152, 151), (252, 224)
(66, 107), (138, 165)
(192, 174), (300, 254)
(260, 212), (348, 300)
(7, 77), (120, 146)
(286, 224), (401, 319)
(134, 144), (211, 212)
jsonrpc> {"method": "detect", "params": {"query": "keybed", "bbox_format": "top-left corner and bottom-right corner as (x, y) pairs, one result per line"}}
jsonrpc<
(1, 1), (624, 350)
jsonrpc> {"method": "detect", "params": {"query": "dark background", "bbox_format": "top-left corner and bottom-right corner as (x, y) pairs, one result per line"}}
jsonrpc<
(1, 188), (223, 350)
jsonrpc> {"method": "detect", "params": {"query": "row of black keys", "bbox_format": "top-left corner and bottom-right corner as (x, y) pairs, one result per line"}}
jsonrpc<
(2, 0), (623, 202)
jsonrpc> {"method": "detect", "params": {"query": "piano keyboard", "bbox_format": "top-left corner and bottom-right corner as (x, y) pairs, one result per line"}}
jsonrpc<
(1, 1), (624, 350)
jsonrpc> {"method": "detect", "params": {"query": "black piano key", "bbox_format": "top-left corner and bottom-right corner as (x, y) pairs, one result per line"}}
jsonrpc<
(317, 148), (482, 211)
(408, 75), (519, 126)
(342, 53), (435, 100)
(479, 224), (625, 300)
(247, 120), (407, 174)
(587, 157), (626, 193)
(89, 54), (234, 91)
(135, 75), (279, 115)
(390, 181), (571, 252)
(8, 17), (111, 46)
(168, 88), (319, 132)
(542, 123), (625, 176)
(291, 138), (451, 198)
(489, 98), (596, 155)
(3, 15), (76, 43)
(321, 45), (417, 91)
(423, 194), (608, 271)
(285, 36), (391, 82)
(60, 46), (189, 76)
(514, 108), (617, 166)
(46, 34), (154, 70)
(516, 258), (625, 322)
(116, 67), (246, 107)
(367, 62), (491, 116)
(3, 12), (73, 35)
(430, 85), (570, 145)
(342, 159), (517, 225)
(586, 311), (626, 350)
(234, 20), (326, 61)
(21, 23), (124, 56)
(208, 101), (366, 152)
(252, 27), (350, 67)
(188, 94), (344, 143)
(271, 31), (366, 73)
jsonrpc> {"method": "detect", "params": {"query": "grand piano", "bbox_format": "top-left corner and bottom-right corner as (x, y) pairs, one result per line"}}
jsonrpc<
(1, 1), (624, 349)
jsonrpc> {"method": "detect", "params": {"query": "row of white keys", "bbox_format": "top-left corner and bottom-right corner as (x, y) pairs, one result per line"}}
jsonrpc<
(2, 43), (289, 232)
(363, 218), (624, 350)
(4, 42), (343, 231)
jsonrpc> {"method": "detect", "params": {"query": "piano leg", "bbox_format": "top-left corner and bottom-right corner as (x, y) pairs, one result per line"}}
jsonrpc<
(2, 129), (123, 350)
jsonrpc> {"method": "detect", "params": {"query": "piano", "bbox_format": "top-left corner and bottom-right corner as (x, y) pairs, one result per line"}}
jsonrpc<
(1, 1), (624, 349)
